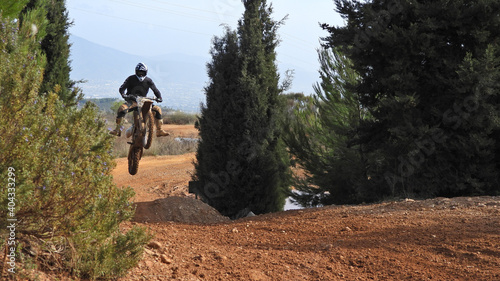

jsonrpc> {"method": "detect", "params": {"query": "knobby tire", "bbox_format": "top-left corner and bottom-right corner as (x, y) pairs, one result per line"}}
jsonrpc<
(128, 145), (143, 175)
(144, 112), (154, 149)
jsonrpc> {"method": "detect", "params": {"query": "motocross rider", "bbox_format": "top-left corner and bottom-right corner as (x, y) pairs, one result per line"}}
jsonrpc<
(109, 62), (169, 137)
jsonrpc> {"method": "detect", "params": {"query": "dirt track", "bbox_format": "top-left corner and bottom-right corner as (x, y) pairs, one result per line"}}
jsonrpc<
(113, 125), (500, 281)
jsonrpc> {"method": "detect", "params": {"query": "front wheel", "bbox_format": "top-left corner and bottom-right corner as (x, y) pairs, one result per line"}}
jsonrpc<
(144, 112), (154, 149)
(128, 145), (143, 175)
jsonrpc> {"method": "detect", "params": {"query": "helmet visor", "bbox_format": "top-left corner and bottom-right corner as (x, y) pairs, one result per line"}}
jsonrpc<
(136, 70), (147, 77)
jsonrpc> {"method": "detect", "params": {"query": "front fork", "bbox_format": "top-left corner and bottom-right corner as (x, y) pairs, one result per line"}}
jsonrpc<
(130, 108), (145, 148)
(129, 101), (153, 148)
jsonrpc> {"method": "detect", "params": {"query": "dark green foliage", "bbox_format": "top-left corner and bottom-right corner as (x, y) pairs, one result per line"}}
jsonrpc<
(194, 0), (290, 218)
(0, 5), (149, 279)
(284, 48), (376, 206)
(0, 0), (30, 17)
(322, 0), (500, 199)
(22, 0), (79, 105)
(195, 29), (246, 217)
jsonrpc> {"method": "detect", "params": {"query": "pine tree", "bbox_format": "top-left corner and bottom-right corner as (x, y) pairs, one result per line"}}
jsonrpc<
(323, 0), (500, 198)
(285, 47), (375, 206)
(194, 0), (290, 218)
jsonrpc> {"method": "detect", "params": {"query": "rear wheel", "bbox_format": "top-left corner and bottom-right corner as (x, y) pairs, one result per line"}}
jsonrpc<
(144, 112), (154, 149)
(128, 145), (143, 175)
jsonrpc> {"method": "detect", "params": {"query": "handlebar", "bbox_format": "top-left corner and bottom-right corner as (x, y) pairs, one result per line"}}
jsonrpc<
(123, 95), (161, 103)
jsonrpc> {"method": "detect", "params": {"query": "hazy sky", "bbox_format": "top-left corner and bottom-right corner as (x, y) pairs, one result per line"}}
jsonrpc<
(66, 0), (344, 75)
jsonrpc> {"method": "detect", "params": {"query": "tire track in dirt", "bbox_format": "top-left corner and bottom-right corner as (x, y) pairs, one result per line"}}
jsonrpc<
(112, 124), (198, 203)
(111, 125), (500, 281)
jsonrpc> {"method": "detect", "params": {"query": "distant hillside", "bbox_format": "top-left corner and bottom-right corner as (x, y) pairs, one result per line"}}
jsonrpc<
(79, 98), (120, 113)
(69, 35), (207, 112)
(69, 35), (318, 112)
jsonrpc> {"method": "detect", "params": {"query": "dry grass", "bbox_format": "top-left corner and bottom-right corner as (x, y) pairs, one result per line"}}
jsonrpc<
(163, 111), (198, 125)
(112, 136), (198, 158)
(103, 112), (199, 158)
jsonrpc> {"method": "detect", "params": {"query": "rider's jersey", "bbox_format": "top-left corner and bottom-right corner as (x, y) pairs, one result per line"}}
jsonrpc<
(119, 75), (162, 99)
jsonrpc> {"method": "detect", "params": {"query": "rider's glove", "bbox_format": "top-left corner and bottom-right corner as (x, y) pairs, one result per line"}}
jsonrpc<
(157, 97), (163, 103)
(122, 94), (135, 102)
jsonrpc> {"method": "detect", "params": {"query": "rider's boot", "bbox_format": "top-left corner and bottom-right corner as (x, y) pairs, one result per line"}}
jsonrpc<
(155, 119), (170, 137)
(109, 118), (123, 136)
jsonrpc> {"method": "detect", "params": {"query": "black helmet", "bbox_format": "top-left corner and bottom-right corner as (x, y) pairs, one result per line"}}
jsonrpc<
(135, 62), (148, 81)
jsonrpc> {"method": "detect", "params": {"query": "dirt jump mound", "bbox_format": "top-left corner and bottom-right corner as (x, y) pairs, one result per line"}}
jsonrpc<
(133, 196), (230, 224)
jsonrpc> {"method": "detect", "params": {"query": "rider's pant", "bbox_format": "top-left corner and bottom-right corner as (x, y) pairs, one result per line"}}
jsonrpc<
(116, 102), (163, 123)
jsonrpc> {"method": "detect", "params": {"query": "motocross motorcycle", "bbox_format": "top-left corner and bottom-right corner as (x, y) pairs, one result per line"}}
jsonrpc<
(125, 96), (158, 175)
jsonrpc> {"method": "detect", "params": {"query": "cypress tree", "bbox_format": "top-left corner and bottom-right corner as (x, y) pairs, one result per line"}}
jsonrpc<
(323, 0), (500, 198)
(236, 0), (289, 215)
(22, 0), (79, 104)
(194, 0), (290, 218)
(0, 0), (30, 17)
(194, 28), (246, 217)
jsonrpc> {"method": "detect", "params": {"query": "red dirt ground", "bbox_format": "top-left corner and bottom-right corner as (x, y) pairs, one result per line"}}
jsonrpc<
(109, 125), (500, 280)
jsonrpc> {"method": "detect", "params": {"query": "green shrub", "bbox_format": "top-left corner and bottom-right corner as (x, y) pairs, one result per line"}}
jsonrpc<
(163, 110), (198, 125)
(0, 12), (149, 280)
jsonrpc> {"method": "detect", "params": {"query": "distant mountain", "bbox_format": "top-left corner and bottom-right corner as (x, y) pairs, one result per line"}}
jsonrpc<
(69, 35), (317, 112)
(69, 35), (207, 112)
